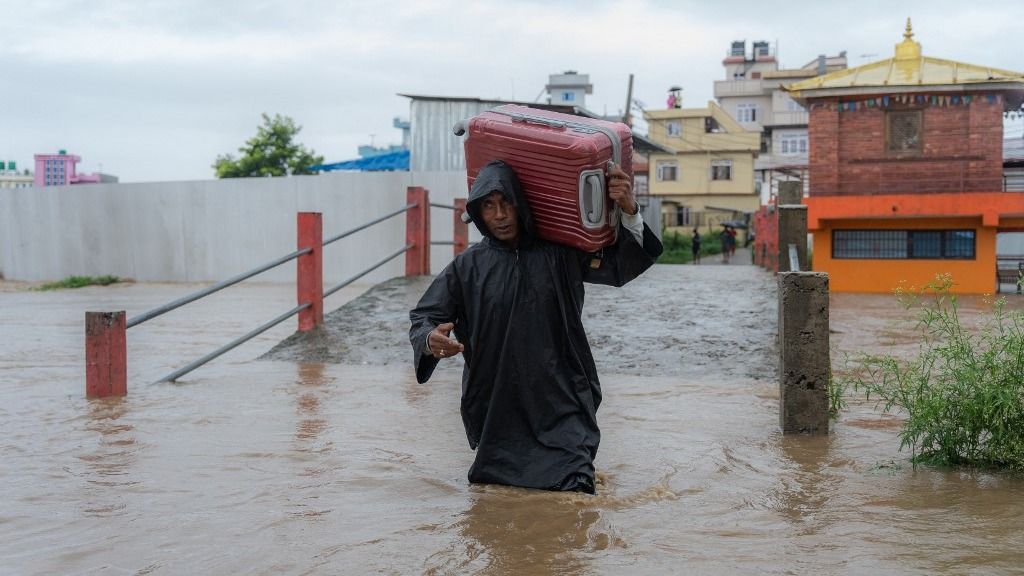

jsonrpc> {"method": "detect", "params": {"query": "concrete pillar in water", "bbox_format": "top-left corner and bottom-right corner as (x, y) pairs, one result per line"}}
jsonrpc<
(405, 187), (431, 276)
(85, 311), (127, 398)
(778, 272), (830, 435)
(777, 205), (808, 273)
(297, 212), (323, 332)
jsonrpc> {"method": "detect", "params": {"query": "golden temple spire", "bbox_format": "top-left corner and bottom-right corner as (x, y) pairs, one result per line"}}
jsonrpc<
(895, 17), (921, 61)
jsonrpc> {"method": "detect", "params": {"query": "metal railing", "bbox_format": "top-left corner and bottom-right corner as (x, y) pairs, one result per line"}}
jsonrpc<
(146, 207), (415, 384)
(85, 190), (436, 398)
(429, 200), (474, 251)
(126, 247), (311, 329)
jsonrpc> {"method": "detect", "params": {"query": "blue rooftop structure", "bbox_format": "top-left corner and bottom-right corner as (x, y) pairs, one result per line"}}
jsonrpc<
(310, 149), (409, 172)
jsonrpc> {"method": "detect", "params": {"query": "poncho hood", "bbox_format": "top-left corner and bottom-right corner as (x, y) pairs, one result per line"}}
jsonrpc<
(466, 160), (536, 247)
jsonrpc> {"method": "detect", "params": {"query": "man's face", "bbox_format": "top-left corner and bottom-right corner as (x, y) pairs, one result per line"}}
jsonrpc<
(479, 191), (520, 246)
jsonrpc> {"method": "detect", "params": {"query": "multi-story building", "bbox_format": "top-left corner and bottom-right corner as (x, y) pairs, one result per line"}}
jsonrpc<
(0, 160), (32, 189)
(545, 71), (593, 108)
(714, 40), (847, 203)
(786, 21), (1024, 294)
(33, 151), (117, 187)
(643, 101), (760, 235)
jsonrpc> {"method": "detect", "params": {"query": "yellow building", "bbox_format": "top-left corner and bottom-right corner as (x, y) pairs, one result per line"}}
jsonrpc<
(644, 102), (760, 237)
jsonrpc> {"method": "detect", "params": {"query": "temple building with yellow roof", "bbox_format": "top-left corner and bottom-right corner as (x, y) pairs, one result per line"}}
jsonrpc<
(785, 19), (1024, 293)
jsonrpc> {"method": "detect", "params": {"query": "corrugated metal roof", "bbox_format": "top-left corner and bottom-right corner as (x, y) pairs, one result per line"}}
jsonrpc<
(787, 20), (1024, 100)
(398, 93), (576, 113)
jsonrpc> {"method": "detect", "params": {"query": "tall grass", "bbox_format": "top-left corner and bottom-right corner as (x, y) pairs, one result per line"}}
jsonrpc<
(657, 231), (724, 264)
(842, 274), (1024, 470)
(37, 275), (121, 291)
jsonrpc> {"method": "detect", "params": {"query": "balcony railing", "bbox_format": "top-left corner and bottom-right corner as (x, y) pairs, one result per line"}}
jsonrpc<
(766, 110), (808, 127)
(1005, 173), (1024, 192)
(713, 79), (765, 98)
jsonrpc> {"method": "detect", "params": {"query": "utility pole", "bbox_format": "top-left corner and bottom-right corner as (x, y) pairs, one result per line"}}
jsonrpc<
(623, 73), (634, 127)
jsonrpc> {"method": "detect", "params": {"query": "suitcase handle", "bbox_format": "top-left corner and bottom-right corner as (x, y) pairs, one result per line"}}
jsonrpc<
(489, 106), (622, 166)
(579, 170), (606, 229)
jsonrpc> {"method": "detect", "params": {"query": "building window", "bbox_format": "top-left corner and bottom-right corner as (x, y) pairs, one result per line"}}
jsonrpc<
(887, 110), (922, 153)
(786, 99), (804, 112)
(665, 120), (682, 138)
(710, 160), (732, 181)
(736, 103), (758, 123)
(561, 92), (575, 102)
(675, 205), (691, 226)
(779, 133), (807, 155)
(705, 117), (724, 134)
(656, 160), (678, 182)
(832, 229), (975, 259)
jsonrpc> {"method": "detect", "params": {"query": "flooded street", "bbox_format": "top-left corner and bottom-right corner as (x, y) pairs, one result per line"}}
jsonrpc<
(3, 264), (1024, 574)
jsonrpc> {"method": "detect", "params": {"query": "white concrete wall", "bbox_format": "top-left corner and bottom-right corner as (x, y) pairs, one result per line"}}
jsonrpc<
(0, 171), (478, 283)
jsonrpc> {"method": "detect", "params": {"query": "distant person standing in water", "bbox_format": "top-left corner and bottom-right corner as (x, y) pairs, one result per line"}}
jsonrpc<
(719, 226), (732, 263)
(691, 228), (701, 264)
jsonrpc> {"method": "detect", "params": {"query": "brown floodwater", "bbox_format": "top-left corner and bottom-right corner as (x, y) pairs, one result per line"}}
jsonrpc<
(2, 265), (1023, 574)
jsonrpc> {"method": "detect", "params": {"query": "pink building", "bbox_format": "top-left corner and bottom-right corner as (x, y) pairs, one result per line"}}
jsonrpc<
(33, 150), (116, 187)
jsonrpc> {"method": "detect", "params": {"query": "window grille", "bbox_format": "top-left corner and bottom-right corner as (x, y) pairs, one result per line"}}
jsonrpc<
(833, 229), (975, 259)
(887, 110), (922, 153)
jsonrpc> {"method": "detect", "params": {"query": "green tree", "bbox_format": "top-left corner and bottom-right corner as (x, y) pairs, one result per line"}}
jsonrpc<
(213, 113), (324, 178)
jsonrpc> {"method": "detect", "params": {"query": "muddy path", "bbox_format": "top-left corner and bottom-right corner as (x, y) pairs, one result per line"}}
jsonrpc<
(264, 263), (780, 384)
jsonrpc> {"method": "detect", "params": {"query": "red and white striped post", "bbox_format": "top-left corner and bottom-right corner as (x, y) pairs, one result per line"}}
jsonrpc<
(453, 198), (469, 257)
(405, 187), (431, 276)
(85, 311), (127, 398)
(297, 212), (323, 332)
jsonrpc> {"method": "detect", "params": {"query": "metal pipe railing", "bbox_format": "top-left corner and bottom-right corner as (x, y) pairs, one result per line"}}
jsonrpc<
(430, 202), (457, 210)
(87, 195), (433, 397)
(324, 244), (412, 299)
(155, 302), (311, 383)
(127, 247), (311, 329)
(323, 203), (415, 247)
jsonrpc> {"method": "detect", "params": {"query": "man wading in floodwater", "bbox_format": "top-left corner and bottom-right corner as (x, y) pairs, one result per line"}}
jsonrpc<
(409, 160), (662, 494)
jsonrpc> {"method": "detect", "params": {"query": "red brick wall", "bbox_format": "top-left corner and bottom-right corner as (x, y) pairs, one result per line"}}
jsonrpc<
(808, 95), (1004, 196)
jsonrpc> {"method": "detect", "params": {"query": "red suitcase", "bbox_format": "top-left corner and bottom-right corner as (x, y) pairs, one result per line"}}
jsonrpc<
(459, 104), (633, 252)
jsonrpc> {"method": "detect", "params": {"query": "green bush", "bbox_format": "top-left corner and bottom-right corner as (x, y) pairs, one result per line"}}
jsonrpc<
(842, 274), (1024, 470)
(657, 231), (724, 264)
(38, 275), (121, 291)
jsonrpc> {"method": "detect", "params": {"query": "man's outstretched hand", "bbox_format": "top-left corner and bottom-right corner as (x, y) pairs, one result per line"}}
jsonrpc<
(608, 164), (637, 215)
(428, 322), (464, 359)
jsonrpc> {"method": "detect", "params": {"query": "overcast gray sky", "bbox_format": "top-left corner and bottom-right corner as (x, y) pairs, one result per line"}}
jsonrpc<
(2, 0), (1023, 182)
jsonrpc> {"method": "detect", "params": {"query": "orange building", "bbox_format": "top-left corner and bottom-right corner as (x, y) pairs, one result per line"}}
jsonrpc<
(785, 20), (1024, 294)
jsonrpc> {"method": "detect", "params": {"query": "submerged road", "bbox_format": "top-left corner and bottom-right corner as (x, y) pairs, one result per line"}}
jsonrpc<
(265, 257), (779, 384)
(3, 257), (1024, 574)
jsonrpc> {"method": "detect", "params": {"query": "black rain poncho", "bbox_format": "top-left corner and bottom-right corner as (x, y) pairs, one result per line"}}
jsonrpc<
(409, 160), (663, 492)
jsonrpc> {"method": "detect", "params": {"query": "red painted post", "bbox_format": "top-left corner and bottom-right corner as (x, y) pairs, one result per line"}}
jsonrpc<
(85, 311), (127, 398)
(453, 198), (469, 257)
(297, 212), (323, 332)
(405, 187), (431, 276)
